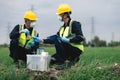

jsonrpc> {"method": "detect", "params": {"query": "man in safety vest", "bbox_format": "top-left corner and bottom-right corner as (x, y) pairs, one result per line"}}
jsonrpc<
(43, 4), (85, 70)
(9, 10), (41, 64)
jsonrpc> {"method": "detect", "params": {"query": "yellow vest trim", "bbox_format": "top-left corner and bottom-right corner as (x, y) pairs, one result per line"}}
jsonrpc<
(19, 25), (26, 47)
(19, 25), (37, 49)
(60, 27), (69, 37)
(59, 20), (84, 51)
(71, 43), (84, 51)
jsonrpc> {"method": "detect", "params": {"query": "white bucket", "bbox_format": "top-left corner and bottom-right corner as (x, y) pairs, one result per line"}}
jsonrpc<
(27, 52), (51, 71)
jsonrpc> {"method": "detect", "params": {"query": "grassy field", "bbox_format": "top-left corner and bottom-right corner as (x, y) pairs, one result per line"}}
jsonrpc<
(0, 47), (120, 80)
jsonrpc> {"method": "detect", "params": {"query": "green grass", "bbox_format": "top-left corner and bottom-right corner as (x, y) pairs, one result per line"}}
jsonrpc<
(0, 47), (120, 80)
(0, 48), (13, 66)
(57, 47), (120, 80)
(81, 47), (120, 65)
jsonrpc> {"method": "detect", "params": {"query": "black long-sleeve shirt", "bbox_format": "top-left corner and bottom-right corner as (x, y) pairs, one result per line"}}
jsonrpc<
(10, 24), (37, 39)
(10, 24), (20, 39)
(43, 20), (85, 44)
(10, 24), (39, 51)
(9, 24), (39, 46)
(57, 20), (85, 43)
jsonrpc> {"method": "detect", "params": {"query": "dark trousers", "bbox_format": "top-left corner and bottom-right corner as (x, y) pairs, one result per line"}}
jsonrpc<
(52, 40), (82, 65)
(9, 42), (34, 62)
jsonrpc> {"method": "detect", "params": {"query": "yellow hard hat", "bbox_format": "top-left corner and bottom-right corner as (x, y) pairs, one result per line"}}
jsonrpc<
(24, 10), (37, 21)
(56, 4), (72, 15)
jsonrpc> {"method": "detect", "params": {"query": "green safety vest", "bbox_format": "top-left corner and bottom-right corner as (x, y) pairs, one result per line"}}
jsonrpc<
(59, 20), (84, 51)
(19, 25), (38, 49)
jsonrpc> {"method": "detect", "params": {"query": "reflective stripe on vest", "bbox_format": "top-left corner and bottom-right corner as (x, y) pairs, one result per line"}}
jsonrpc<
(59, 20), (84, 51)
(19, 25), (37, 49)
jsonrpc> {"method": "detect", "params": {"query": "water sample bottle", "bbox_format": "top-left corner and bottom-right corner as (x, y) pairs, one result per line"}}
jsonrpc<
(40, 52), (50, 71)
(37, 48), (44, 54)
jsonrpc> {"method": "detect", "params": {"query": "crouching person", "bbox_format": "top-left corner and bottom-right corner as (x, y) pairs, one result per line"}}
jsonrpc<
(9, 10), (41, 65)
(43, 4), (85, 70)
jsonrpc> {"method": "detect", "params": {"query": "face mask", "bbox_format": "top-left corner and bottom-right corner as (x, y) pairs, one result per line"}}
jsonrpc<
(57, 15), (63, 21)
(30, 22), (36, 28)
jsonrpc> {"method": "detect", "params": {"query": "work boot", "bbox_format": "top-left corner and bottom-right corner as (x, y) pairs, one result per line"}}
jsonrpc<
(13, 60), (19, 68)
(50, 57), (57, 65)
(55, 61), (69, 70)
(14, 60), (19, 64)
(55, 64), (65, 70)
(68, 57), (80, 67)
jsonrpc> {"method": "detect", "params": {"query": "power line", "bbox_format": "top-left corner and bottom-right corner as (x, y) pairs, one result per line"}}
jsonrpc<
(6, 22), (11, 44)
(111, 32), (114, 42)
(30, 5), (34, 11)
(91, 17), (95, 40)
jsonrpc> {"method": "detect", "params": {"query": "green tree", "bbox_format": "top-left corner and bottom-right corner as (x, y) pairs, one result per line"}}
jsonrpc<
(88, 36), (107, 47)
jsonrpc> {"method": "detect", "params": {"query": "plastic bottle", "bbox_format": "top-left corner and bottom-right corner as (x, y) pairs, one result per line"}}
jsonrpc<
(37, 48), (44, 55)
(40, 52), (50, 71)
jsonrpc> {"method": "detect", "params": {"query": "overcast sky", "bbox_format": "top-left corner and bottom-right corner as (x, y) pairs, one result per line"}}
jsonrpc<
(0, 0), (120, 44)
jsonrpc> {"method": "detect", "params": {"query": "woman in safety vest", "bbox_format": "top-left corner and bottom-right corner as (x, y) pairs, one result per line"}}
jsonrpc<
(9, 10), (41, 64)
(43, 4), (85, 70)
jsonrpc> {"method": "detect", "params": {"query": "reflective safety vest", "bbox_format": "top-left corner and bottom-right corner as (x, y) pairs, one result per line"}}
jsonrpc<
(59, 20), (84, 51)
(19, 25), (38, 49)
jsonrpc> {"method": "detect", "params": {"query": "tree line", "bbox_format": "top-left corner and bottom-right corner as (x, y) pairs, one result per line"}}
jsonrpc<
(0, 36), (120, 48)
(83, 36), (120, 47)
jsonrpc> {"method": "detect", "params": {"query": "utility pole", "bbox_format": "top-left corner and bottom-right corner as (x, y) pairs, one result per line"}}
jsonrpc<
(90, 17), (95, 47)
(30, 5), (34, 11)
(111, 32), (114, 42)
(6, 22), (11, 44)
(91, 17), (95, 40)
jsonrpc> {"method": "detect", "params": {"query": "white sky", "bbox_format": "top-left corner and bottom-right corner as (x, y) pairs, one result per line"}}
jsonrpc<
(0, 0), (120, 44)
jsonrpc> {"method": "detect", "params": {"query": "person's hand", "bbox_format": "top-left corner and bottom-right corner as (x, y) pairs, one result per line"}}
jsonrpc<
(61, 37), (70, 43)
(28, 42), (35, 47)
(32, 36), (41, 43)
(20, 29), (29, 34)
